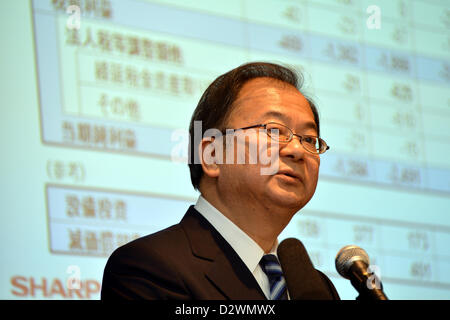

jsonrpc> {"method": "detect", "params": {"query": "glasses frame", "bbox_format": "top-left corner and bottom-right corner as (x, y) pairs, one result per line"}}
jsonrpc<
(222, 121), (330, 155)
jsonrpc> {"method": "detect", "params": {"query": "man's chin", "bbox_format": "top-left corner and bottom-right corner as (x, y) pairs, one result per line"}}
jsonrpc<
(267, 190), (306, 211)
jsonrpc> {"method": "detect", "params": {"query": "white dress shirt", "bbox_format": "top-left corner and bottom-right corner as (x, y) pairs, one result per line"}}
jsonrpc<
(194, 195), (282, 300)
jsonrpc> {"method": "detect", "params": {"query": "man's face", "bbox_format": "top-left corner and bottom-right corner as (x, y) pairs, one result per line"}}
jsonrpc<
(216, 77), (321, 213)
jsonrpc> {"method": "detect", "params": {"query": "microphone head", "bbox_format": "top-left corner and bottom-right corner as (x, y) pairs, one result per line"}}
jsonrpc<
(335, 245), (370, 279)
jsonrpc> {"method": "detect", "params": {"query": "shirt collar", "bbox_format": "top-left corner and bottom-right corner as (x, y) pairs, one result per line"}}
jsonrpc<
(194, 195), (279, 274)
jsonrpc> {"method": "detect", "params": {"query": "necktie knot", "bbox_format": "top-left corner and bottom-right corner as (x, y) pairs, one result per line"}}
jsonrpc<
(259, 254), (288, 300)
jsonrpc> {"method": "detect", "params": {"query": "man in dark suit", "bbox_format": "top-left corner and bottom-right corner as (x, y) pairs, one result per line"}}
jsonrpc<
(101, 62), (340, 300)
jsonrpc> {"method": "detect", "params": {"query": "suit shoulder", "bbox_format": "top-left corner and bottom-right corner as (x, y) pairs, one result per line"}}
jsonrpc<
(101, 223), (192, 299)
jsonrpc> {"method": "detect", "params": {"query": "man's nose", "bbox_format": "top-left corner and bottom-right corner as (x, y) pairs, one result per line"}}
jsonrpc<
(279, 135), (306, 161)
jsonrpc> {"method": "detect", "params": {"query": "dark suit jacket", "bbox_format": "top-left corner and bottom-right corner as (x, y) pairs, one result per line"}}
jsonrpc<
(101, 206), (340, 300)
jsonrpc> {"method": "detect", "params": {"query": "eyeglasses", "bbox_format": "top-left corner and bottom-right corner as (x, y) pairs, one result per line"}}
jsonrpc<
(224, 122), (330, 155)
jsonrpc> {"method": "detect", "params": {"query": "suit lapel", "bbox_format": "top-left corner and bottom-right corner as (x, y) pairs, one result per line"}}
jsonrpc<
(180, 206), (266, 300)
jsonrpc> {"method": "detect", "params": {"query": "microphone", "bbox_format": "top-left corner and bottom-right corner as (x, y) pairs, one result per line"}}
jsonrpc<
(335, 245), (388, 300)
(277, 238), (335, 300)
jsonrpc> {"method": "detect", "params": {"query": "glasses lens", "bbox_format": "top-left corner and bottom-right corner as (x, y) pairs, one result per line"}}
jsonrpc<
(317, 138), (328, 154)
(302, 136), (320, 153)
(266, 123), (291, 142)
(265, 123), (328, 154)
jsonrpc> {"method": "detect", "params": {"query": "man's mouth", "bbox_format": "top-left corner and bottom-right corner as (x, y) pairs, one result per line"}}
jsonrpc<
(277, 169), (301, 181)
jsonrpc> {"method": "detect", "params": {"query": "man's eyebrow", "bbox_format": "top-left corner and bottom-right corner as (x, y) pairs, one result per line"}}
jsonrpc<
(302, 121), (318, 132)
(260, 110), (288, 122)
(260, 110), (317, 132)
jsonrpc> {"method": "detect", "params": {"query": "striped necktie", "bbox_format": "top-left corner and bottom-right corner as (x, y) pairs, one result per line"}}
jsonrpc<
(259, 254), (288, 300)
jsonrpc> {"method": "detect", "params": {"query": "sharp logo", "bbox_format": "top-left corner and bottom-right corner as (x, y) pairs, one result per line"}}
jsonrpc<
(10, 276), (101, 299)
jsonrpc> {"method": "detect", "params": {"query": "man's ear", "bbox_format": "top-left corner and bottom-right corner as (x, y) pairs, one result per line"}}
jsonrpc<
(198, 137), (220, 178)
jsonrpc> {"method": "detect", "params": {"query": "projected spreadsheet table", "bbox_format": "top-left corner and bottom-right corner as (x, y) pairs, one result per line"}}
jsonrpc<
(33, 0), (450, 193)
(33, 0), (450, 295)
